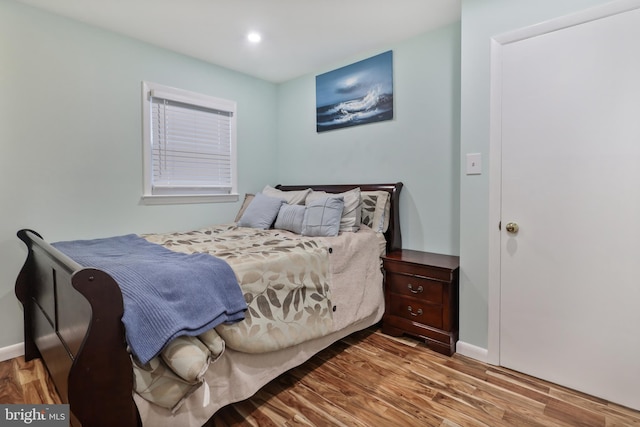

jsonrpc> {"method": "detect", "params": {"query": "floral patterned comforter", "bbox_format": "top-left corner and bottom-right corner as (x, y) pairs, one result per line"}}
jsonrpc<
(143, 224), (334, 353)
(135, 224), (385, 410)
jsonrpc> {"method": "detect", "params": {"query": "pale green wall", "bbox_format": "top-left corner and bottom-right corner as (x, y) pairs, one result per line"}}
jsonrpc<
(276, 23), (462, 255)
(0, 0), (278, 348)
(459, 0), (615, 350)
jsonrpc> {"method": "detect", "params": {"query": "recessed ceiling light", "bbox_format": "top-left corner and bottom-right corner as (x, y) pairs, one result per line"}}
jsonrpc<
(247, 32), (262, 43)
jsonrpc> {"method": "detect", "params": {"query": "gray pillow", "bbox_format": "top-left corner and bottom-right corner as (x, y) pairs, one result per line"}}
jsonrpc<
(237, 193), (285, 229)
(234, 193), (255, 222)
(274, 204), (305, 234)
(306, 187), (361, 232)
(302, 196), (344, 237)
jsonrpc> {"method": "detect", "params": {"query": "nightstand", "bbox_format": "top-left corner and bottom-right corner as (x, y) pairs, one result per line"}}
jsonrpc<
(382, 249), (459, 355)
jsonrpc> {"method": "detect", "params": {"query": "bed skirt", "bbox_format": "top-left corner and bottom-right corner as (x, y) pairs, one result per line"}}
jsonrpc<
(135, 304), (384, 427)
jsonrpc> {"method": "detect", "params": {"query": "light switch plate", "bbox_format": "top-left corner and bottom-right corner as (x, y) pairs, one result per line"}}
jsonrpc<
(466, 153), (482, 175)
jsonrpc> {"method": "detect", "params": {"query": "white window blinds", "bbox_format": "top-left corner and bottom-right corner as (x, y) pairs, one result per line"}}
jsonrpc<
(142, 82), (237, 202)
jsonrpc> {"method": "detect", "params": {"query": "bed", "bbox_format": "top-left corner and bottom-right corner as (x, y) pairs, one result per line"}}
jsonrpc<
(14, 183), (402, 427)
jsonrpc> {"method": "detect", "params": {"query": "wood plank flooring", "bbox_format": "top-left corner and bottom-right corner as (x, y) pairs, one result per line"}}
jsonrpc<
(2, 328), (639, 426)
(0, 353), (61, 406)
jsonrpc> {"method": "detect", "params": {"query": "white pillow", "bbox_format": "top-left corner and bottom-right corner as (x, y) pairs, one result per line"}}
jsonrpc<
(262, 185), (311, 205)
(361, 190), (390, 233)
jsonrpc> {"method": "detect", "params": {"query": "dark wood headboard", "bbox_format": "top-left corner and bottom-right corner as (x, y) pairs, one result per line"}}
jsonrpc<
(276, 183), (403, 253)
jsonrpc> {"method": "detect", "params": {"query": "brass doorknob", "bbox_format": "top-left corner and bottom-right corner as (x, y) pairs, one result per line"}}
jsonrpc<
(505, 222), (519, 233)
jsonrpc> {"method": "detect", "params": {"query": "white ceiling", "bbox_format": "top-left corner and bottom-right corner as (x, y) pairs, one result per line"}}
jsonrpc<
(15, 0), (461, 83)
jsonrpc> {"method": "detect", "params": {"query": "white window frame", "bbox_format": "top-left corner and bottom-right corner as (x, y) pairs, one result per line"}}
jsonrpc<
(141, 81), (238, 205)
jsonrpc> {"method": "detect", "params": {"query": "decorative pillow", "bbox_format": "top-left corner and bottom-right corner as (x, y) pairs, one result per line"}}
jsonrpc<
(361, 190), (390, 233)
(160, 336), (211, 383)
(237, 193), (285, 229)
(198, 328), (226, 360)
(306, 187), (361, 232)
(132, 356), (203, 412)
(302, 196), (344, 237)
(262, 185), (311, 205)
(234, 193), (254, 222)
(381, 193), (392, 233)
(274, 204), (306, 234)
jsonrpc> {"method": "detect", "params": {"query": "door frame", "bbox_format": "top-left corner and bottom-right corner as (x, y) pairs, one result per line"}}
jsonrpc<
(486, 0), (640, 365)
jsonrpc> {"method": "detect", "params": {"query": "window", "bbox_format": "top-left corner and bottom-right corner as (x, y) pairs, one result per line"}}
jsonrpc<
(141, 81), (238, 204)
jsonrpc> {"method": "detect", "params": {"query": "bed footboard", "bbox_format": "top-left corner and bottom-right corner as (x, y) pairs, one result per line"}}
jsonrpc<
(15, 230), (141, 427)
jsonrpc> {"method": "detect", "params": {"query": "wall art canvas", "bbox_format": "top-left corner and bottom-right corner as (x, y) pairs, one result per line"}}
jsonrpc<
(316, 50), (393, 132)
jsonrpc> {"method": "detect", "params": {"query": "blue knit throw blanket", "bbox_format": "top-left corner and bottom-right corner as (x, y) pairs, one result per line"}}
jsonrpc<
(53, 234), (246, 364)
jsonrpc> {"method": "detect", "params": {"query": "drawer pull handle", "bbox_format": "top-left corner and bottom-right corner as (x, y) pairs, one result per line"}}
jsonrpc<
(407, 284), (423, 294)
(407, 306), (423, 317)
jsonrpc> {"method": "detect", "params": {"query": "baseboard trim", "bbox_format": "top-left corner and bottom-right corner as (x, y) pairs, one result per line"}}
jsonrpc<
(0, 342), (24, 362)
(456, 340), (489, 363)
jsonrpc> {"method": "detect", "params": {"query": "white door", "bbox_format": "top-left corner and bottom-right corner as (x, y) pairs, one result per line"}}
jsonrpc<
(498, 4), (640, 410)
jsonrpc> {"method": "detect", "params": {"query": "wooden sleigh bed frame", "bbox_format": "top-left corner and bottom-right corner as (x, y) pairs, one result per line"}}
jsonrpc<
(15, 183), (402, 427)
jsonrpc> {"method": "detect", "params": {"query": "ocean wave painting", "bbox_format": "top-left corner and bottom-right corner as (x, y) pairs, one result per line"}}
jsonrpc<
(316, 50), (393, 132)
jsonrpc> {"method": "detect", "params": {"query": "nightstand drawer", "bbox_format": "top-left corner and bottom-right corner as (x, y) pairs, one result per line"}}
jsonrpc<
(386, 272), (443, 304)
(387, 295), (442, 328)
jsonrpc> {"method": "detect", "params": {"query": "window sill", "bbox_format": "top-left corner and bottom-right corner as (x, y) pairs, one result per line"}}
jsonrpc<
(141, 193), (239, 205)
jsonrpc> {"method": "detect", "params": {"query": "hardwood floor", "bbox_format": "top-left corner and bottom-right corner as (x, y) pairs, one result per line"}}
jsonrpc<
(2, 328), (639, 426)
(0, 353), (61, 406)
